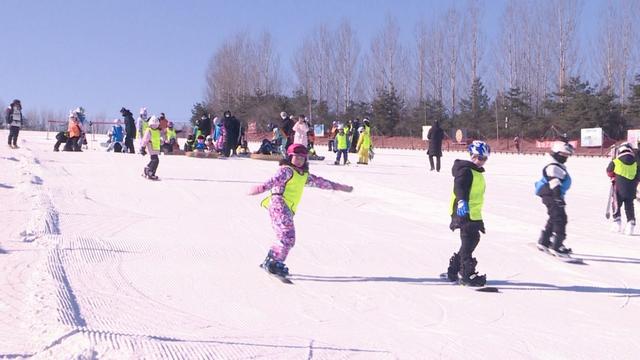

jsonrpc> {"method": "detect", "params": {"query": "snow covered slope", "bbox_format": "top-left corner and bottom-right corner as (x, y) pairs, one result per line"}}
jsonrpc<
(1, 131), (638, 359)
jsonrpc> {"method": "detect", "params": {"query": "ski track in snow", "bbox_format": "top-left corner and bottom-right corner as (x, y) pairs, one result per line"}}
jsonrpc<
(1, 132), (640, 358)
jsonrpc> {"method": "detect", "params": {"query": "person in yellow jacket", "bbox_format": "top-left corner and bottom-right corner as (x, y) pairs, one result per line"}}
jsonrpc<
(356, 126), (371, 164)
(446, 140), (490, 287)
(334, 125), (349, 165)
(247, 144), (353, 277)
(140, 115), (166, 180)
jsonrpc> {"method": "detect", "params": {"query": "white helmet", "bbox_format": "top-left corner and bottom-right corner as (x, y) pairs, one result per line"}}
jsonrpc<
(550, 141), (574, 156)
(280, 111), (288, 119)
(148, 115), (160, 128)
(206, 135), (213, 141)
(617, 142), (634, 156)
(140, 107), (148, 117)
(358, 126), (364, 133)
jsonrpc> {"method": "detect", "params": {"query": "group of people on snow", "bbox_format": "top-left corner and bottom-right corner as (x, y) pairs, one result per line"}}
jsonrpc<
(185, 110), (246, 156)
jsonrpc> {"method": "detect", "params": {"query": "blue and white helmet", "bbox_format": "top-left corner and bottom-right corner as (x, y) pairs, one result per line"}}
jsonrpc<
(468, 140), (490, 158)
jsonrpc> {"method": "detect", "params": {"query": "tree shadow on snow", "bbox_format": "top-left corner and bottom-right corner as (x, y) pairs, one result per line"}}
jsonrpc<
(161, 177), (258, 184)
(571, 252), (640, 265)
(487, 280), (640, 296)
(291, 274), (446, 285)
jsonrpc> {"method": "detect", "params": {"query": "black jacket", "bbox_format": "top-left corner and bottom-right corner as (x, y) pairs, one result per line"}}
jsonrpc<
(123, 111), (136, 139)
(607, 153), (640, 199)
(449, 159), (486, 232)
(224, 116), (240, 147)
(427, 124), (444, 156)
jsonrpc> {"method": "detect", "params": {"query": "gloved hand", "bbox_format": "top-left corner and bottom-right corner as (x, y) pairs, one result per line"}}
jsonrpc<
(247, 184), (264, 195)
(609, 176), (616, 184)
(456, 200), (469, 216)
(554, 198), (566, 207)
(334, 184), (353, 192)
(140, 147), (147, 156)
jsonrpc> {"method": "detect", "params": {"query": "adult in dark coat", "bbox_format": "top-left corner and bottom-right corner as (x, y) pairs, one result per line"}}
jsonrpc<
(349, 118), (360, 153)
(427, 120), (445, 172)
(279, 111), (294, 149)
(222, 110), (240, 157)
(121, 107), (136, 154)
(200, 114), (212, 138)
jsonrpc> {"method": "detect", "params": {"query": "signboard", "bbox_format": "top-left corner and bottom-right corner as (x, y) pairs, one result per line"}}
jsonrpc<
(422, 126), (432, 141)
(313, 124), (325, 137)
(248, 121), (257, 134)
(580, 127), (602, 147)
(455, 129), (466, 144)
(535, 140), (579, 149)
(627, 129), (640, 148)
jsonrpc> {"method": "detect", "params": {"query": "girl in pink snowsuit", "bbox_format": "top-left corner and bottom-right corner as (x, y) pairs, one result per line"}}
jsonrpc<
(248, 143), (353, 276)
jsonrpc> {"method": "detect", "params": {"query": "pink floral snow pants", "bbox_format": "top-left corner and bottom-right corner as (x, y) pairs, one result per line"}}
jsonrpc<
(268, 196), (296, 261)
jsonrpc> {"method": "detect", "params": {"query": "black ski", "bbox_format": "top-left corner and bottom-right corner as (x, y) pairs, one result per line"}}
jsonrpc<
(259, 264), (293, 284)
(529, 243), (585, 264)
(438, 273), (499, 292)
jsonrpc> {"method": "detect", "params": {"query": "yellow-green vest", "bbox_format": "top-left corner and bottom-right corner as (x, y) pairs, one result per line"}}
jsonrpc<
(167, 128), (177, 140)
(260, 166), (309, 214)
(613, 158), (637, 180)
(449, 169), (486, 221)
(336, 132), (348, 150)
(150, 128), (161, 151)
(140, 121), (149, 138)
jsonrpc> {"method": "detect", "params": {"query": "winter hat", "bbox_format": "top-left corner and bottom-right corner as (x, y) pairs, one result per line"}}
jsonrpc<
(280, 111), (288, 119)
(617, 143), (634, 157)
(468, 140), (491, 159)
(358, 126), (364, 133)
(148, 115), (160, 128)
(140, 107), (148, 117)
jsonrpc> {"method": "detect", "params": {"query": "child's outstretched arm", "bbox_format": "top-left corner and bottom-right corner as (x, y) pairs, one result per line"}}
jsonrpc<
(306, 173), (353, 192)
(247, 167), (294, 195)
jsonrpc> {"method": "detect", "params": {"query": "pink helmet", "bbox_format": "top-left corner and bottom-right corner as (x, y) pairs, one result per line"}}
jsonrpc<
(287, 143), (308, 157)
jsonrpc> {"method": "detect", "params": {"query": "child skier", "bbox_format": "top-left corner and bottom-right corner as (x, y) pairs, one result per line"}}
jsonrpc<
(607, 142), (639, 234)
(193, 135), (207, 152)
(356, 126), (371, 165)
(446, 140), (490, 287)
(140, 115), (165, 180)
(535, 141), (574, 255)
(106, 119), (125, 152)
(334, 125), (349, 165)
(247, 143), (353, 277)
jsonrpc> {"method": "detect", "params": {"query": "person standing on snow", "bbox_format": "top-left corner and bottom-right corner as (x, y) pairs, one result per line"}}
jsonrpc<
(140, 115), (165, 180)
(5, 99), (23, 149)
(356, 126), (371, 165)
(427, 119), (445, 172)
(334, 124), (349, 165)
(607, 143), (639, 235)
(121, 107), (136, 153)
(292, 114), (309, 148)
(446, 140), (490, 287)
(534, 141), (574, 256)
(222, 110), (240, 157)
(137, 107), (150, 149)
(247, 143), (353, 277)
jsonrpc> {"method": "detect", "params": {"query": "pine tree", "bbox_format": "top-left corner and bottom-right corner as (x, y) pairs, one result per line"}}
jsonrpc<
(371, 86), (404, 136)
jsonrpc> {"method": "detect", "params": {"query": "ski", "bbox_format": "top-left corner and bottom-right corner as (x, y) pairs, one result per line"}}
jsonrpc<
(529, 243), (585, 264)
(438, 273), (499, 293)
(259, 264), (293, 284)
(606, 183), (618, 219)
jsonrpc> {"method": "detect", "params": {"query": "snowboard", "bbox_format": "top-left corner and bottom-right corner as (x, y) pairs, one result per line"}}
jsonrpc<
(529, 243), (585, 264)
(308, 155), (325, 161)
(259, 263), (293, 284)
(250, 153), (283, 161)
(438, 273), (499, 292)
(141, 173), (160, 181)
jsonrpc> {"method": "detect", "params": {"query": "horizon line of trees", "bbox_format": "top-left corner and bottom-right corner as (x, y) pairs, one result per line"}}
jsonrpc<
(202, 0), (640, 140)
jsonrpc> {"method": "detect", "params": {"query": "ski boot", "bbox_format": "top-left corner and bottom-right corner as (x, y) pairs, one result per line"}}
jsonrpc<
(536, 230), (552, 252)
(446, 253), (461, 281)
(459, 258), (486, 287)
(261, 251), (289, 277)
(625, 220), (635, 235)
(143, 167), (152, 179)
(549, 234), (572, 257)
(334, 161), (340, 165)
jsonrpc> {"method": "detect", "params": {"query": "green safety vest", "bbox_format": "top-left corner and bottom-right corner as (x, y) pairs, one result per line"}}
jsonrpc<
(613, 158), (637, 180)
(150, 128), (161, 151)
(167, 128), (177, 140)
(260, 166), (309, 214)
(449, 168), (486, 221)
(336, 132), (348, 150)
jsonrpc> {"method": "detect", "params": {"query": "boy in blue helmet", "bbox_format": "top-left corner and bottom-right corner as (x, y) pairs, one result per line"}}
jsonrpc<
(535, 141), (574, 255)
(446, 140), (490, 287)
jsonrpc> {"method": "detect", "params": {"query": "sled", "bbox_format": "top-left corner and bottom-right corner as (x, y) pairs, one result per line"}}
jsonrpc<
(250, 153), (283, 161)
(185, 151), (219, 159)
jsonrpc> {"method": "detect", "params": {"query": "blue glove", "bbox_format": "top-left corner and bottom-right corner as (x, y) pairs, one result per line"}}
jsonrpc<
(456, 200), (469, 216)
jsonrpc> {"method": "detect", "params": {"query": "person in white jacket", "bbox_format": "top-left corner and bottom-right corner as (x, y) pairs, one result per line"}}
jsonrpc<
(292, 114), (309, 148)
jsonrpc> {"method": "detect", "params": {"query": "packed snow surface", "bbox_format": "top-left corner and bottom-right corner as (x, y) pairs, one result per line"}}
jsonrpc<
(1, 131), (639, 359)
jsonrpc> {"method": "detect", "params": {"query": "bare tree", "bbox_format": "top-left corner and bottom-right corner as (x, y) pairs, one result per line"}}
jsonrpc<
(445, 7), (464, 118)
(368, 15), (405, 93)
(292, 39), (314, 116)
(335, 20), (360, 113)
(427, 18), (447, 105)
(462, 0), (484, 114)
(413, 19), (429, 104)
(549, 0), (581, 91)
(254, 31), (281, 96)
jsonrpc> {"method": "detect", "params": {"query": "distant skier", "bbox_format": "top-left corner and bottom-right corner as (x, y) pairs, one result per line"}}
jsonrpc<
(606, 143), (639, 234)
(5, 99), (23, 149)
(334, 125), (349, 165)
(140, 115), (165, 180)
(356, 126), (371, 165)
(121, 107), (136, 153)
(534, 141), (574, 255)
(106, 119), (125, 152)
(427, 120), (444, 172)
(446, 140), (490, 287)
(247, 143), (353, 277)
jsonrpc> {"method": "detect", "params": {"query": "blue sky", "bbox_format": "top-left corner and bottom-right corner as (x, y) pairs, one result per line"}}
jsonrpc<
(1, 0), (600, 122)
